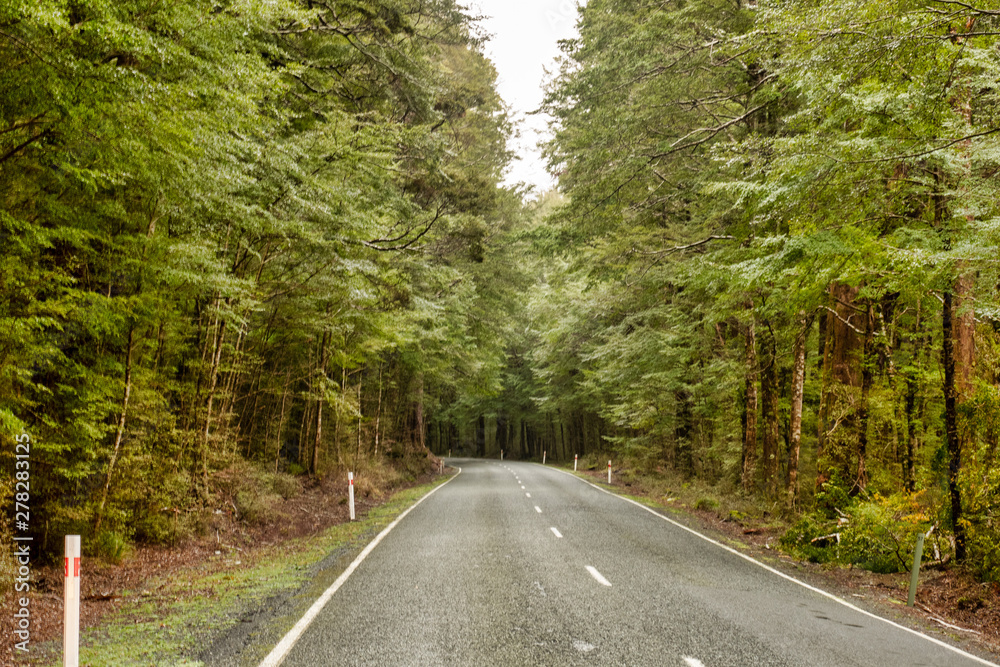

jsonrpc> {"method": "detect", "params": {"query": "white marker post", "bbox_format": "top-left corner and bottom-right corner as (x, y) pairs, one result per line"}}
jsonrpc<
(607, 460), (612, 484)
(574, 454), (578, 472)
(348, 472), (356, 521)
(500, 450), (504, 461)
(542, 451), (546, 465)
(64, 535), (81, 667)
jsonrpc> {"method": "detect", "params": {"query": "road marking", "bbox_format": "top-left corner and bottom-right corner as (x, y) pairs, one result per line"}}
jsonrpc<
(683, 658), (706, 667)
(585, 565), (611, 586)
(520, 485), (525, 489)
(548, 465), (1000, 667)
(525, 492), (531, 498)
(535, 505), (542, 513)
(257, 469), (462, 667)
(550, 526), (563, 538)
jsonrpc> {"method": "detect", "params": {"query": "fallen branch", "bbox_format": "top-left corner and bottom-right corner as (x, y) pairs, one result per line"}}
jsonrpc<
(914, 602), (982, 634)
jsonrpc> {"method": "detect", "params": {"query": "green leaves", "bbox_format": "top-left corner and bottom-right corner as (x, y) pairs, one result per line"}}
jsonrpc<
(0, 0), (521, 548)
(531, 0), (1000, 545)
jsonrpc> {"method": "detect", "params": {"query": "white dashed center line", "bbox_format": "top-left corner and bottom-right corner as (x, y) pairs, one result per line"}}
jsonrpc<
(525, 493), (531, 498)
(534, 506), (542, 513)
(550, 527), (563, 538)
(585, 565), (611, 587)
(683, 658), (706, 667)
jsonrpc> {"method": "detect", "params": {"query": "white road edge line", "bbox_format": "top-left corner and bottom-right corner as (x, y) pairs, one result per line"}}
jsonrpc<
(547, 465), (999, 667)
(585, 565), (611, 586)
(550, 526), (563, 538)
(258, 468), (463, 667)
(683, 657), (706, 667)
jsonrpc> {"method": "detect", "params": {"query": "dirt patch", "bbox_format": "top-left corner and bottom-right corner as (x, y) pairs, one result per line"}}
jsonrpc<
(0, 460), (443, 665)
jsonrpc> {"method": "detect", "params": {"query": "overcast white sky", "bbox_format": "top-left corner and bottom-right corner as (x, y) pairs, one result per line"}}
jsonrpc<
(467, 1), (583, 193)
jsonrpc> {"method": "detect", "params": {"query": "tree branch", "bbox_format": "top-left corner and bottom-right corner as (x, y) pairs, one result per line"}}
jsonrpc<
(0, 129), (51, 165)
(632, 235), (735, 256)
(928, 0), (1000, 16)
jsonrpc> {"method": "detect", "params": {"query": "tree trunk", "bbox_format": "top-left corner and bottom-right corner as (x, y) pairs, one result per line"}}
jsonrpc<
(559, 418), (566, 460)
(299, 389), (312, 468)
(855, 303), (875, 494)
(954, 271), (976, 399)
(477, 415), (486, 457)
(311, 332), (329, 475)
(496, 414), (507, 456)
(787, 312), (811, 510)
(220, 323), (246, 433)
(335, 365), (346, 464)
(153, 320), (165, 371)
(943, 290), (967, 562)
(356, 382), (363, 461)
(202, 320), (226, 497)
(241, 361), (264, 458)
(374, 363), (383, 457)
(760, 329), (780, 498)
(95, 327), (135, 532)
(903, 371), (918, 493)
(675, 388), (694, 478)
(816, 282), (862, 495)
(274, 370), (291, 473)
(414, 372), (425, 451)
(742, 320), (758, 494)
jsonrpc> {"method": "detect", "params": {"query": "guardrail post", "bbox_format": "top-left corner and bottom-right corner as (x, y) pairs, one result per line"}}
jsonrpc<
(348, 472), (355, 521)
(64, 535), (81, 667)
(907, 532), (926, 607)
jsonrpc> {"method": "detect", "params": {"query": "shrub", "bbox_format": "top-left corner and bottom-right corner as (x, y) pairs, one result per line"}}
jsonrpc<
(779, 513), (839, 564)
(94, 530), (132, 565)
(695, 497), (719, 511)
(839, 493), (932, 574)
(271, 473), (301, 500)
(813, 472), (852, 518)
(133, 512), (174, 545)
(234, 489), (282, 525)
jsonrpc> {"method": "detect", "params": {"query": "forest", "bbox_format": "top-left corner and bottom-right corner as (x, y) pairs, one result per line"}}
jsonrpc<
(4, 0), (1000, 586)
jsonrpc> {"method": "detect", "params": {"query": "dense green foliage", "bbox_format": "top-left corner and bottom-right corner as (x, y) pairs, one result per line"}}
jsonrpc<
(488, 0), (1000, 580)
(0, 0), (521, 560)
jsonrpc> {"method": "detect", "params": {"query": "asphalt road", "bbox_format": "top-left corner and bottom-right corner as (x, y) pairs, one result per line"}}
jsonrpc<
(261, 459), (998, 667)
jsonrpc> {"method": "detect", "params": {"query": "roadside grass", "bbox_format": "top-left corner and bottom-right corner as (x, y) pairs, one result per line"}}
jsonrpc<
(28, 475), (453, 667)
